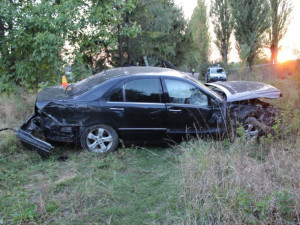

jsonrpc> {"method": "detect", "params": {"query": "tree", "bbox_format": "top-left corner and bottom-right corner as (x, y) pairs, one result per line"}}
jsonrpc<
(65, 0), (139, 75)
(268, 0), (292, 63)
(0, 0), (139, 92)
(210, 0), (233, 66)
(116, 0), (187, 67)
(186, 0), (210, 74)
(230, 0), (270, 71)
(0, 0), (73, 92)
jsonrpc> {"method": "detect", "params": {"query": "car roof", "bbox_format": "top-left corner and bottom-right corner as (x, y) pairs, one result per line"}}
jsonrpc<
(70, 66), (192, 97)
(105, 66), (185, 78)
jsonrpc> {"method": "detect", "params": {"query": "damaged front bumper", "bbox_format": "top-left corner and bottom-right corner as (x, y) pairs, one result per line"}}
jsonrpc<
(17, 114), (53, 157)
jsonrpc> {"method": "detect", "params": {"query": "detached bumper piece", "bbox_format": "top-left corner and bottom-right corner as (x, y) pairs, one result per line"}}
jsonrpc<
(17, 114), (53, 157)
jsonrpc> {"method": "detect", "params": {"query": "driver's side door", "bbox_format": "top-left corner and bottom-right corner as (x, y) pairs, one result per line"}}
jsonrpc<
(162, 78), (220, 137)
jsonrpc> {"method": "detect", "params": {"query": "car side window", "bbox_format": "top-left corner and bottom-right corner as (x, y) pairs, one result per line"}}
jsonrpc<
(109, 88), (123, 102)
(109, 78), (161, 103)
(165, 79), (208, 106)
(125, 79), (161, 103)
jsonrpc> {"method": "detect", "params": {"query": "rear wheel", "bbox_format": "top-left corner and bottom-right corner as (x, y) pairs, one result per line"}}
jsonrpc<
(80, 124), (119, 153)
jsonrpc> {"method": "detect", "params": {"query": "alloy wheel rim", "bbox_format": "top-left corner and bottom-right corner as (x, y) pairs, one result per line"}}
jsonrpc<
(86, 128), (113, 152)
(244, 123), (259, 141)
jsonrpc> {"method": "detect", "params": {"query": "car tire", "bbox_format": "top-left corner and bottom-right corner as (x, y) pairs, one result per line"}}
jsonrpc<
(243, 117), (266, 141)
(80, 124), (119, 153)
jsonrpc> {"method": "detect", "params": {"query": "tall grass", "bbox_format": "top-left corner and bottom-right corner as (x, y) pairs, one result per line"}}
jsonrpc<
(180, 136), (300, 224)
(180, 68), (300, 224)
(0, 90), (35, 154)
(0, 89), (34, 126)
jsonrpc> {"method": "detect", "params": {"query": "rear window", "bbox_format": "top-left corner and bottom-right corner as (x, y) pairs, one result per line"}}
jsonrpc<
(69, 71), (110, 96)
(210, 68), (224, 73)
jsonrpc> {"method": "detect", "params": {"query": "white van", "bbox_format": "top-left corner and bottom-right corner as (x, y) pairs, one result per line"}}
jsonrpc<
(206, 66), (227, 83)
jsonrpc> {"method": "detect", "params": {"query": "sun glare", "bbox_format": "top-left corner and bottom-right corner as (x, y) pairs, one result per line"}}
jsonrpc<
(277, 50), (297, 63)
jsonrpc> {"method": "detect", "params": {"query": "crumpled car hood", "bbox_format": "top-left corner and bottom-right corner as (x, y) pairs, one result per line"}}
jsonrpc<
(206, 81), (282, 102)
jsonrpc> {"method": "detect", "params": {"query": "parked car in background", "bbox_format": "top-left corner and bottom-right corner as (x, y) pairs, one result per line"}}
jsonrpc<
(206, 66), (227, 83)
(17, 67), (281, 156)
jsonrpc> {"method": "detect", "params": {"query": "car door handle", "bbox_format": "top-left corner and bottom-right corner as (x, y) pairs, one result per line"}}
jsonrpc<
(110, 107), (124, 111)
(169, 109), (182, 112)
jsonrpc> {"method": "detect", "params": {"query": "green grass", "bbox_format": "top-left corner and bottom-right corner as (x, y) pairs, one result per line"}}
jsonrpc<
(1, 65), (300, 224)
(0, 145), (184, 224)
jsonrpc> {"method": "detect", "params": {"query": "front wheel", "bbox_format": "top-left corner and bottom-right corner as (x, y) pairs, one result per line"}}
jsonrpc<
(243, 117), (266, 141)
(80, 124), (119, 153)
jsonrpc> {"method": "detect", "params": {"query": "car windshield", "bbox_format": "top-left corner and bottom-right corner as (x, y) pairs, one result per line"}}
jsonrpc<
(68, 71), (109, 96)
(211, 68), (224, 73)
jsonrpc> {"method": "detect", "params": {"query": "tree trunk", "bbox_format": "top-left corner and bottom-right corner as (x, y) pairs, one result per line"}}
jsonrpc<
(125, 0), (130, 65)
(118, 24), (123, 66)
(127, 36), (131, 64)
(222, 47), (228, 67)
(271, 43), (278, 63)
(247, 57), (254, 74)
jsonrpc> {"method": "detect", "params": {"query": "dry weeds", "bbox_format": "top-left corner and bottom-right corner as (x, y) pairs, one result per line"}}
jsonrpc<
(180, 136), (300, 224)
(0, 92), (34, 127)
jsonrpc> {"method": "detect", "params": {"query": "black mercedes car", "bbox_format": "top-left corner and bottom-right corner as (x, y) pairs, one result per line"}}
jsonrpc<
(17, 67), (281, 155)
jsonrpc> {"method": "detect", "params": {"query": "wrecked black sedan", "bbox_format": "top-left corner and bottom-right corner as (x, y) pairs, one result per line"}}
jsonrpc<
(17, 67), (281, 155)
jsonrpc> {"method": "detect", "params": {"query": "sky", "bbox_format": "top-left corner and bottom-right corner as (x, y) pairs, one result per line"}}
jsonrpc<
(174, 0), (300, 62)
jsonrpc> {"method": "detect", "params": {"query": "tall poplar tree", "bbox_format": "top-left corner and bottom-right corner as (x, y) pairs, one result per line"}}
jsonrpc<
(186, 0), (210, 73)
(210, 0), (233, 66)
(230, 0), (270, 71)
(268, 0), (292, 63)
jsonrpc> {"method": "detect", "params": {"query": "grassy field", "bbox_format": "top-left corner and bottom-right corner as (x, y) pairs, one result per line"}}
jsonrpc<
(0, 144), (184, 224)
(0, 64), (299, 224)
